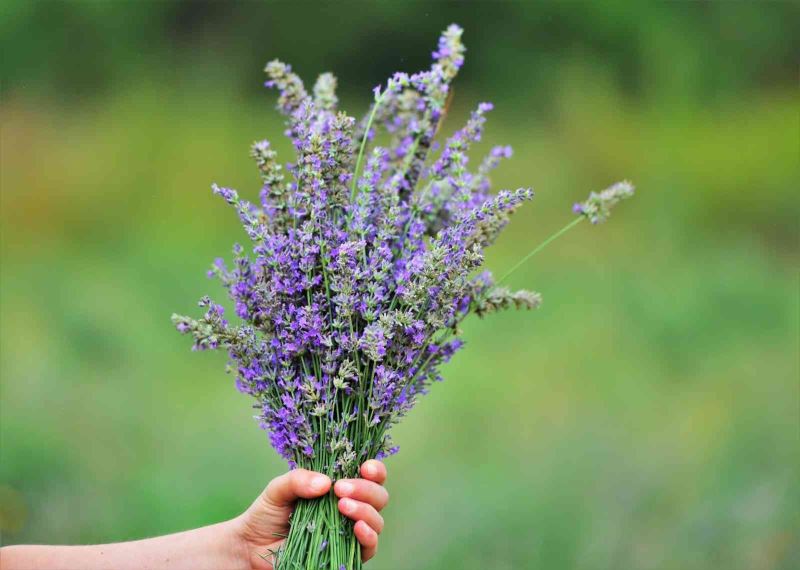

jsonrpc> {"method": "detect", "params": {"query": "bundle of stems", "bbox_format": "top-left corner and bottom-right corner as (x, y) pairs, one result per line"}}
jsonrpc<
(173, 24), (632, 570)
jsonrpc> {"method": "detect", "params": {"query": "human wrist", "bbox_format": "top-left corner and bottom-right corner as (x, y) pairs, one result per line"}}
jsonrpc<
(218, 516), (253, 570)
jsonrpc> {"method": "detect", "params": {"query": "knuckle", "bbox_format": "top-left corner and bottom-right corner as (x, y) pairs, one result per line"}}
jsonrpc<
(262, 478), (284, 507)
(361, 480), (378, 496)
(265, 476), (281, 497)
(288, 472), (304, 492)
(361, 502), (375, 519)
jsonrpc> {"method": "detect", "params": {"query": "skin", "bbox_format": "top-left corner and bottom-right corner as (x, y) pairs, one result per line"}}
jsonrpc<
(0, 460), (389, 570)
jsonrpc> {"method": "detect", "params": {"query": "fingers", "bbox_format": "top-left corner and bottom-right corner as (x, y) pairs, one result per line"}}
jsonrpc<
(354, 520), (379, 562)
(360, 460), (387, 484)
(338, 497), (384, 534)
(260, 464), (386, 563)
(334, 477), (389, 511)
(341, 461), (388, 562)
(263, 469), (331, 508)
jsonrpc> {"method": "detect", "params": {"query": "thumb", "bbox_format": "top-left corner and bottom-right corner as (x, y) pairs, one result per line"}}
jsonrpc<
(263, 469), (332, 508)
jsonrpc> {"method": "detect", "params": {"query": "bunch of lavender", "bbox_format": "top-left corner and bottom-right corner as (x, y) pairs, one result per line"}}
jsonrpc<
(173, 25), (632, 570)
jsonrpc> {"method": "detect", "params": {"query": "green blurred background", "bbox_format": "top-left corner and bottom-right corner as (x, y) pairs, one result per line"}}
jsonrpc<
(1, 2), (798, 568)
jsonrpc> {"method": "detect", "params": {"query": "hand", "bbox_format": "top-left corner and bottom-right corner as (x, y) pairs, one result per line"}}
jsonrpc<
(232, 460), (389, 569)
(0, 462), (388, 570)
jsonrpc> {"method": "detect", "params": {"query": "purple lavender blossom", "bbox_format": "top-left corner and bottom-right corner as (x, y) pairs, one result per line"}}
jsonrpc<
(173, 25), (539, 471)
(169, 24), (625, 570)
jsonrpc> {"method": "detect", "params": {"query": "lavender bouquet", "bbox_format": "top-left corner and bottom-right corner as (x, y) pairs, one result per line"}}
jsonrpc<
(173, 25), (632, 570)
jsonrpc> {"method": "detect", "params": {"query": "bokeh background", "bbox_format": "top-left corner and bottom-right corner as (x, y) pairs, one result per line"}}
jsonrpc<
(1, 2), (798, 568)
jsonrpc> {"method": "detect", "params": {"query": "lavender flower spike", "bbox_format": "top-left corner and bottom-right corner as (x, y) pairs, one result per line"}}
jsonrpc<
(573, 180), (635, 224)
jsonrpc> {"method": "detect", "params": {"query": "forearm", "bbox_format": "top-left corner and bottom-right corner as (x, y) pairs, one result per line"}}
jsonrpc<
(0, 519), (247, 570)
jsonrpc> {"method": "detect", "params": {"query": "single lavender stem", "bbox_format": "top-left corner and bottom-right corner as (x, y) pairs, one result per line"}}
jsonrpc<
(350, 91), (385, 203)
(496, 216), (584, 285)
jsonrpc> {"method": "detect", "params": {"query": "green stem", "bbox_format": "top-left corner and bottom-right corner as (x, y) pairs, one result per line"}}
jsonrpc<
(277, 490), (362, 570)
(350, 95), (384, 203)
(496, 216), (584, 285)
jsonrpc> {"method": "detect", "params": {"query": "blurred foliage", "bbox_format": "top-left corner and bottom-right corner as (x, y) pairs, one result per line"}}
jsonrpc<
(1, 2), (798, 569)
(2, 1), (798, 108)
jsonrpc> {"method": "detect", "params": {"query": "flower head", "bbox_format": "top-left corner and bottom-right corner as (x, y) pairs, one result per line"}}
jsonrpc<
(573, 180), (635, 224)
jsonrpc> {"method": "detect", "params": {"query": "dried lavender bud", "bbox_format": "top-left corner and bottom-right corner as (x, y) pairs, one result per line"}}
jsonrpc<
(573, 180), (635, 224)
(264, 60), (308, 116)
(313, 72), (338, 112)
(474, 286), (542, 318)
(432, 24), (466, 82)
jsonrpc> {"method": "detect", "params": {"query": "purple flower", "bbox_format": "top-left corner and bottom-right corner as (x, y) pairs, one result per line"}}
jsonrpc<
(211, 184), (238, 204)
(174, 23), (544, 483)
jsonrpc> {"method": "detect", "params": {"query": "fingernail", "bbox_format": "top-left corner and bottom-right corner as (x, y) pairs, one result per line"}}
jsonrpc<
(311, 475), (329, 491)
(340, 498), (355, 513)
(364, 463), (376, 476)
(338, 481), (354, 495)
